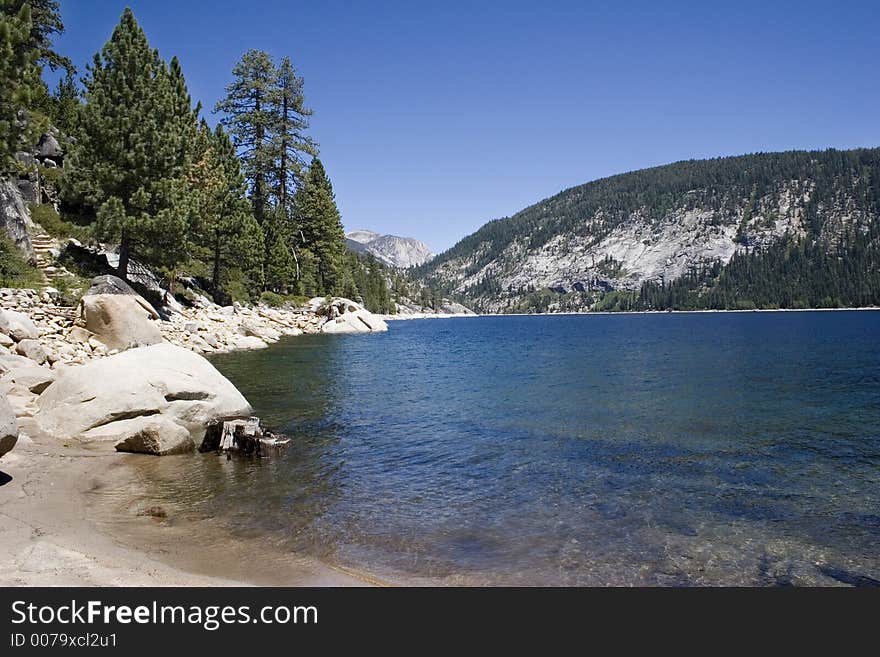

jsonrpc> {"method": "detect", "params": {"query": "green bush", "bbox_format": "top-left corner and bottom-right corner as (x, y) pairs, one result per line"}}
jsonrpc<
(0, 236), (43, 288)
(224, 279), (253, 305)
(28, 203), (92, 242)
(259, 291), (308, 308)
(259, 291), (285, 307)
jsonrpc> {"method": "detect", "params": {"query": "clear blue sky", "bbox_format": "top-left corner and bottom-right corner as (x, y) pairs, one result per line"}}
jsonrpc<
(50, 0), (880, 253)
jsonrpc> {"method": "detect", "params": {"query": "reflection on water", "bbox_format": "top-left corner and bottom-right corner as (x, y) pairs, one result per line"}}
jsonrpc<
(123, 312), (880, 585)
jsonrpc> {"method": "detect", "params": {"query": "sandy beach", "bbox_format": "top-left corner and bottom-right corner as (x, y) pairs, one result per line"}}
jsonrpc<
(0, 432), (376, 587)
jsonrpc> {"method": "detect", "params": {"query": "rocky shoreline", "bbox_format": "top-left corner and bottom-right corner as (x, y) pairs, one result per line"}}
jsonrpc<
(0, 278), (388, 460)
(0, 279), (391, 586)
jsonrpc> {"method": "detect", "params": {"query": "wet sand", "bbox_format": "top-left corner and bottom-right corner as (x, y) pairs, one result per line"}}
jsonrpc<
(0, 437), (376, 587)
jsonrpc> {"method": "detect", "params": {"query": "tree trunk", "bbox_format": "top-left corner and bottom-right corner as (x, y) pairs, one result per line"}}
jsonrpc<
(212, 232), (222, 294)
(279, 96), (288, 207)
(254, 93), (265, 224)
(117, 234), (131, 281)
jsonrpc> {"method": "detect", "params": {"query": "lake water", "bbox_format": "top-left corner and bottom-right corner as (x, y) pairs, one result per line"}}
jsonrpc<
(135, 312), (880, 585)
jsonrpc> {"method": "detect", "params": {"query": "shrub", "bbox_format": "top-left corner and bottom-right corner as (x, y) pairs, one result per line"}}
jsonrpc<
(28, 203), (92, 242)
(259, 291), (285, 307)
(0, 236), (43, 288)
(259, 291), (309, 308)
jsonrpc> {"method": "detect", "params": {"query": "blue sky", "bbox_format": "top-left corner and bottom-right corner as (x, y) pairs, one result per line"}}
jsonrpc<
(50, 1), (880, 253)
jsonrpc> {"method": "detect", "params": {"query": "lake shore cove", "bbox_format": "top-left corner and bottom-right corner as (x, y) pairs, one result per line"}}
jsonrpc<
(0, 276), (388, 458)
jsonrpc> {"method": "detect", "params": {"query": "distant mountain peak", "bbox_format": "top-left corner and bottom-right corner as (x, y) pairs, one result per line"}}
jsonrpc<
(346, 229), (381, 245)
(345, 229), (433, 268)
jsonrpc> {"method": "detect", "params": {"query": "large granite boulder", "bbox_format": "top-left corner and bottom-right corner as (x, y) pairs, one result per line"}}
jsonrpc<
(34, 343), (252, 451)
(0, 309), (38, 342)
(35, 132), (63, 160)
(79, 293), (162, 351)
(0, 391), (18, 458)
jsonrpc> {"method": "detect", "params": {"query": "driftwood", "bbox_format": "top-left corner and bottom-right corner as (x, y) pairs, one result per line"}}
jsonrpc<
(199, 416), (290, 457)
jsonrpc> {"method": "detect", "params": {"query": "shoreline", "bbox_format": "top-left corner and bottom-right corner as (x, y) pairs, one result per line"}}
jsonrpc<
(0, 435), (378, 587)
(0, 287), (392, 586)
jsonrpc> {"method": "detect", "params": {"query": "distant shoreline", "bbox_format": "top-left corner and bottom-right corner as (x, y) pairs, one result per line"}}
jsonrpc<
(388, 306), (880, 319)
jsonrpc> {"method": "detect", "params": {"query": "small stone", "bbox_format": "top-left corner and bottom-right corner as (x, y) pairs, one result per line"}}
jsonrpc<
(67, 326), (94, 344)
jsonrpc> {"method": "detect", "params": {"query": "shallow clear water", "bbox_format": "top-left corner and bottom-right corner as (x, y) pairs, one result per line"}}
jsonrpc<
(136, 312), (880, 585)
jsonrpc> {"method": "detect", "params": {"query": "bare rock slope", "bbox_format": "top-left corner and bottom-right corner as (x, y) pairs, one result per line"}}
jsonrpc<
(346, 229), (433, 268)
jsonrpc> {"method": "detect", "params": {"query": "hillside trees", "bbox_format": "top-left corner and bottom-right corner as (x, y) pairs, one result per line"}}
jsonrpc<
(9, 4), (393, 309)
(1, 0), (71, 72)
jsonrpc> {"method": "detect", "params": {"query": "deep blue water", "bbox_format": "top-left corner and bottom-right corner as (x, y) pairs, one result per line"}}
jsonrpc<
(148, 312), (880, 584)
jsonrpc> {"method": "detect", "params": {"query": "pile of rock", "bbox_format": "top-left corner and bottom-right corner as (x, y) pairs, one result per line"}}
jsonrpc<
(160, 303), (306, 354)
(1, 288), (133, 369)
(0, 277), (392, 459)
(1, 305), (59, 422)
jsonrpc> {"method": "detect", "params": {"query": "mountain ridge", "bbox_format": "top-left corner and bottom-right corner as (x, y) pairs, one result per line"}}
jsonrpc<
(415, 147), (880, 312)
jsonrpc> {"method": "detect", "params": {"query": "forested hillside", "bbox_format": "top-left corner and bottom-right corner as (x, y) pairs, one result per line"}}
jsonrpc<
(415, 148), (880, 312)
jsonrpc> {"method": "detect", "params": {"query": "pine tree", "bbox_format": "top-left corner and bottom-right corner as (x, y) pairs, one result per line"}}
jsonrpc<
(269, 56), (316, 208)
(48, 68), (79, 135)
(0, 0), (72, 72)
(63, 8), (198, 279)
(292, 157), (347, 295)
(189, 122), (263, 299)
(264, 204), (296, 293)
(0, 2), (38, 171)
(214, 49), (276, 224)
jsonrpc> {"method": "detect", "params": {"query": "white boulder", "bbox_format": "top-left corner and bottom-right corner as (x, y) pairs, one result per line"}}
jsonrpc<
(77, 415), (193, 455)
(34, 343), (252, 449)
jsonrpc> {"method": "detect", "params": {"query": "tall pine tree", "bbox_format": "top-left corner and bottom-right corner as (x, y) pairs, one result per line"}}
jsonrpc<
(270, 56), (315, 208)
(214, 49), (276, 225)
(64, 8), (198, 278)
